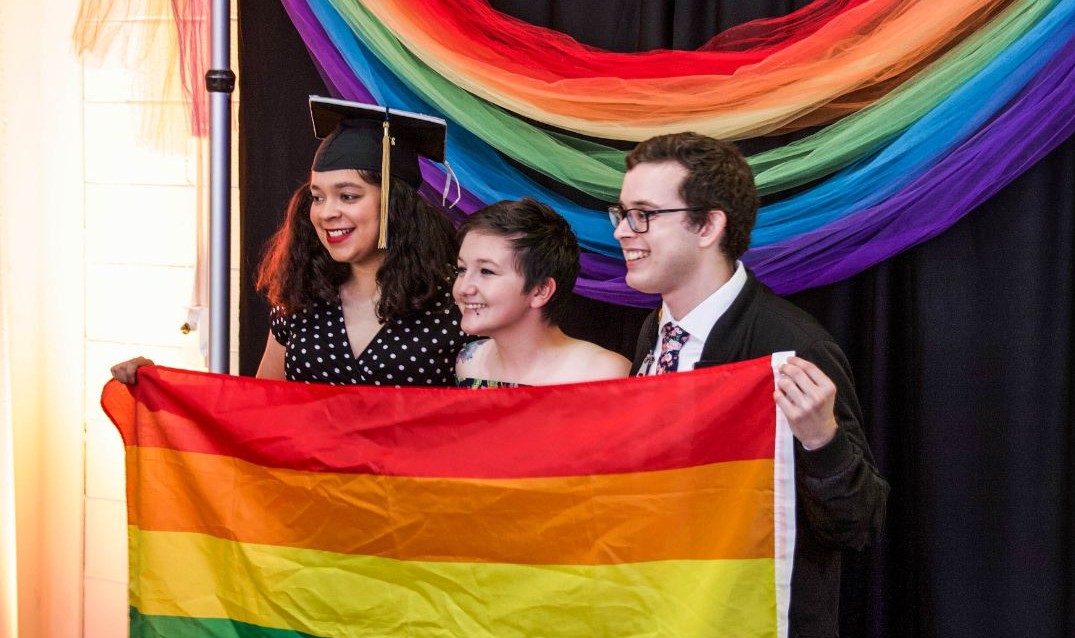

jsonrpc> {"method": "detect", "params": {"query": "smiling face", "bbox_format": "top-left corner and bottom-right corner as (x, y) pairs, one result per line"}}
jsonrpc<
(308, 169), (384, 269)
(453, 231), (541, 337)
(614, 161), (716, 305)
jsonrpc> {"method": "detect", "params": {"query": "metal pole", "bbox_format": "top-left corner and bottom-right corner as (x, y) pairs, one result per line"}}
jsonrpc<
(206, 0), (235, 373)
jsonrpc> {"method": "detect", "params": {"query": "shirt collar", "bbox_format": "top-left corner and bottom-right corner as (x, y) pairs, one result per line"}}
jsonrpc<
(658, 261), (747, 345)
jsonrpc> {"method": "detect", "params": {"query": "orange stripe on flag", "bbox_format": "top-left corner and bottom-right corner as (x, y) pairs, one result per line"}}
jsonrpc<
(128, 446), (775, 564)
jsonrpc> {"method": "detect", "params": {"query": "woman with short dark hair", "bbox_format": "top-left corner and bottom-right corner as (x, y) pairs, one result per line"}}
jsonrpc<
(453, 198), (629, 387)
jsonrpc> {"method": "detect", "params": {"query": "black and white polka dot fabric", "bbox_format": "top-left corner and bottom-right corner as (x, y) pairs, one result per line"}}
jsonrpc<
(269, 289), (466, 387)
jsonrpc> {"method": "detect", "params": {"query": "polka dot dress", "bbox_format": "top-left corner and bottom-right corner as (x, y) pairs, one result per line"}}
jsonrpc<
(269, 289), (466, 387)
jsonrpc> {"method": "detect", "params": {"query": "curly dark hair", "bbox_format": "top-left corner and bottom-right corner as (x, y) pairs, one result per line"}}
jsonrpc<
(625, 133), (759, 261)
(256, 172), (457, 322)
(456, 198), (579, 326)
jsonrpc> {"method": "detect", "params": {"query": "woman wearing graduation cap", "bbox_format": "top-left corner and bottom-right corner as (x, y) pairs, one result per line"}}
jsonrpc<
(112, 97), (468, 387)
(253, 97), (468, 386)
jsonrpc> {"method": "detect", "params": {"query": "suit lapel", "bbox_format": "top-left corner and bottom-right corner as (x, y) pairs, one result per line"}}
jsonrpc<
(695, 269), (759, 369)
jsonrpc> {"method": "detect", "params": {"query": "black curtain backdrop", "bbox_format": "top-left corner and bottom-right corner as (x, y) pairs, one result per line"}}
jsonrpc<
(237, 2), (1075, 636)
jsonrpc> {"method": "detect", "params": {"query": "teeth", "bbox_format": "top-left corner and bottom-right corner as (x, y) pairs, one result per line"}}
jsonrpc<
(624, 249), (649, 261)
(327, 228), (353, 237)
(462, 303), (487, 310)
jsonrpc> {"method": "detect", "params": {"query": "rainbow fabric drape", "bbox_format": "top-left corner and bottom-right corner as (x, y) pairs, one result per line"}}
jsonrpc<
(102, 358), (796, 637)
(275, 0), (1075, 303)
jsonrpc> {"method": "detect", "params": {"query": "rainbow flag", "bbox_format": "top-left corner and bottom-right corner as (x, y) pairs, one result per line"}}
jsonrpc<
(101, 355), (796, 637)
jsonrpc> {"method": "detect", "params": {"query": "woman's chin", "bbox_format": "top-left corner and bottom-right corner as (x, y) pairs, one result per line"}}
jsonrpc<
(460, 316), (493, 337)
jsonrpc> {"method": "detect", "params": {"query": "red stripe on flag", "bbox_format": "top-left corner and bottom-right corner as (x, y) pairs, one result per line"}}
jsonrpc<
(102, 356), (776, 478)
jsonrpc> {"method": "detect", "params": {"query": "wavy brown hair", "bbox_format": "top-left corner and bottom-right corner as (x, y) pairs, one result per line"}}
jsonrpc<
(256, 172), (456, 322)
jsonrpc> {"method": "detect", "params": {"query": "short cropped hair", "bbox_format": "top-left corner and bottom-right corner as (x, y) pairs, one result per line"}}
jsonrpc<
(457, 198), (580, 326)
(626, 133), (759, 261)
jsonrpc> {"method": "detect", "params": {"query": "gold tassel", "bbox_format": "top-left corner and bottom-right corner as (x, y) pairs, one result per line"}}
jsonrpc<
(378, 119), (391, 249)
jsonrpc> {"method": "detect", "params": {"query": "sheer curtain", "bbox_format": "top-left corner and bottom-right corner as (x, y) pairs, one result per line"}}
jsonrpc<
(0, 269), (16, 638)
(1, 0), (88, 634)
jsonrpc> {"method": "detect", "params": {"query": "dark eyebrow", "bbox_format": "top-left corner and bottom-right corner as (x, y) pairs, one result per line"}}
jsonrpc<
(466, 257), (503, 269)
(310, 181), (365, 191)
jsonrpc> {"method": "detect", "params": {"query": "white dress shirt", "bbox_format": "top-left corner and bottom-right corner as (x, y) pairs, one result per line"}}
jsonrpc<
(644, 261), (747, 375)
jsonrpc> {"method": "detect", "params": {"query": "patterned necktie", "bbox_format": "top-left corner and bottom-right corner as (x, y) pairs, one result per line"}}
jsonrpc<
(656, 323), (690, 374)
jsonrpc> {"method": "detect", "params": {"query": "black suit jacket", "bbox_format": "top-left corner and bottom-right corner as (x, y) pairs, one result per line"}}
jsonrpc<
(632, 269), (888, 638)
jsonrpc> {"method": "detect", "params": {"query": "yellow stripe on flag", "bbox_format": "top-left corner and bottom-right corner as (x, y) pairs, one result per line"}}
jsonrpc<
(130, 527), (777, 638)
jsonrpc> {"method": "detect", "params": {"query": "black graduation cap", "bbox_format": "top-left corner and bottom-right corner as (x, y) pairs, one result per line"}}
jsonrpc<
(309, 96), (447, 248)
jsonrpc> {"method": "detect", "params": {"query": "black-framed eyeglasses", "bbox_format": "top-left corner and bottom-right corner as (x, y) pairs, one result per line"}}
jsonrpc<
(608, 205), (714, 233)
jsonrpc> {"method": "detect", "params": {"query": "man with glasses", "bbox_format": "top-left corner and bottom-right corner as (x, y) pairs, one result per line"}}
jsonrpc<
(611, 132), (888, 637)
